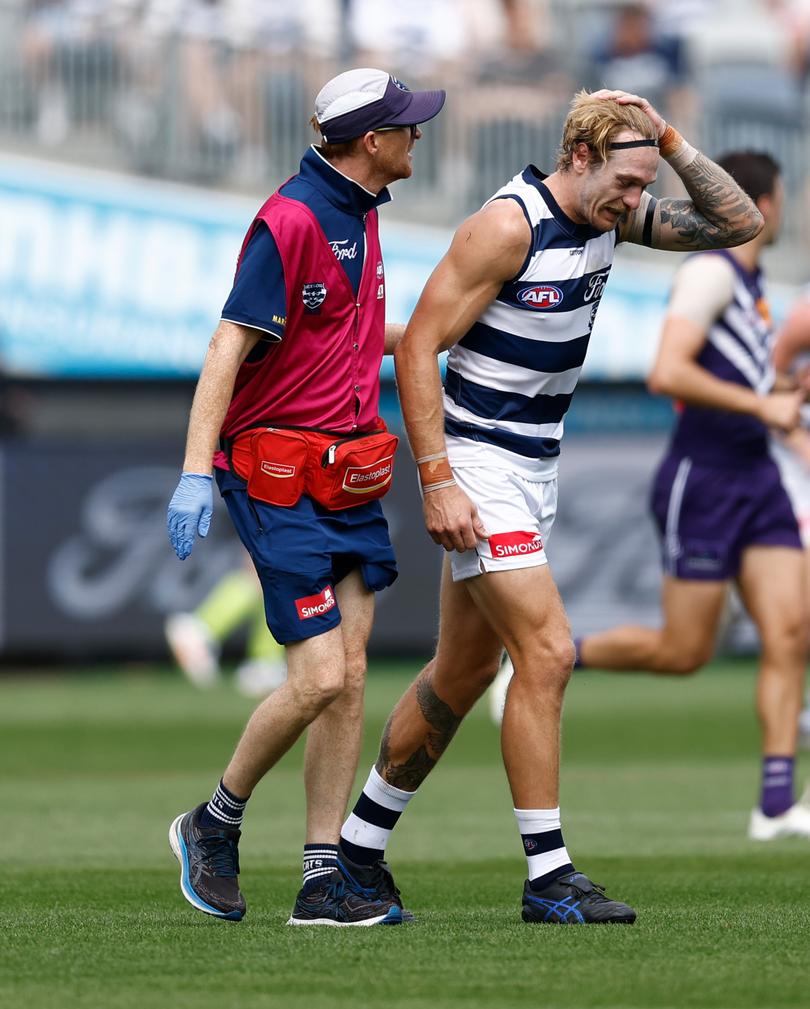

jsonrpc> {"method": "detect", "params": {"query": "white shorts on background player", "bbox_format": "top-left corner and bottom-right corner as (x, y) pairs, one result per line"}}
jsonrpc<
(771, 440), (810, 547)
(446, 441), (558, 582)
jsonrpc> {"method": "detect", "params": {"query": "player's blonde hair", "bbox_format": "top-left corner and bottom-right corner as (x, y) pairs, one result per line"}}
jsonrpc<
(557, 90), (658, 172)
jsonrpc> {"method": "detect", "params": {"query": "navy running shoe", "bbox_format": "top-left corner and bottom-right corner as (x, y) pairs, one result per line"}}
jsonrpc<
(287, 869), (402, 927)
(521, 871), (636, 925)
(169, 803), (245, 921)
(338, 851), (415, 922)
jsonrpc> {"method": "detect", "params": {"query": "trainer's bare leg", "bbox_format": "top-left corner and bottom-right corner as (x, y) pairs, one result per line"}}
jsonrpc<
(579, 576), (728, 675)
(222, 620), (350, 799)
(375, 558), (503, 790)
(304, 570), (374, 842)
(464, 565), (573, 808)
(736, 547), (806, 755)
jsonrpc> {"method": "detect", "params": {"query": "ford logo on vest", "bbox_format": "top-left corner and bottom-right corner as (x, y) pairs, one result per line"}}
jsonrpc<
(517, 284), (564, 309)
(302, 282), (327, 312)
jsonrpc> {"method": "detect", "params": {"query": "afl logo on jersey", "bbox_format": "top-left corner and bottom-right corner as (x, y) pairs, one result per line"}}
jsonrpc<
(517, 285), (564, 309)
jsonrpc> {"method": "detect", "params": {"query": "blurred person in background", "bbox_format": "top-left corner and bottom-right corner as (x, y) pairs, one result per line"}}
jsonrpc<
(338, 91), (763, 925)
(577, 152), (810, 842)
(165, 67), (445, 926)
(464, 0), (573, 206)
(769, 0), (810, 85)
(164, 551), (287, 698)
(118, 0), (340, 183)
(21, 0), (133, 146)
(590, 2), (695, 135)
(346, 0), (472, 82)
(770, 285), (810, 743)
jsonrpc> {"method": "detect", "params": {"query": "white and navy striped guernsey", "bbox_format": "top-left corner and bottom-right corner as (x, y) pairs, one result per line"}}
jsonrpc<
(444, 166), (619, 478)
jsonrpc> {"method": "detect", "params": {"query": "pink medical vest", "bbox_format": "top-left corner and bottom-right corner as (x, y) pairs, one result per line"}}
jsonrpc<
(215, 192), (386, 467)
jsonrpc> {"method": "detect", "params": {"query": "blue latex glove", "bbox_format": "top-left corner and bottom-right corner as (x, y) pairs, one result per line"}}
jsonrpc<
(167, 472), (213, 560)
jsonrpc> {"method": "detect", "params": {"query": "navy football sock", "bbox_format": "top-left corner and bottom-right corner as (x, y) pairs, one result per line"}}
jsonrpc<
(198, 778), (248, 829)
(303, 843), (339, 885)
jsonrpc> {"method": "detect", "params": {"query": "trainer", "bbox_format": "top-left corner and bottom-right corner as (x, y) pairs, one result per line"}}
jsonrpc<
(166, 68), (445, 927)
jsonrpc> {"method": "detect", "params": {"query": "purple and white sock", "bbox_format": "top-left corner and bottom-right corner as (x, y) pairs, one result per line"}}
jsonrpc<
(760, 756), (794, 818)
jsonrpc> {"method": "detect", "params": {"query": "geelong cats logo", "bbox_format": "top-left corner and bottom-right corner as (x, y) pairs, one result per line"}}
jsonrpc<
(302, 282), (327, 312)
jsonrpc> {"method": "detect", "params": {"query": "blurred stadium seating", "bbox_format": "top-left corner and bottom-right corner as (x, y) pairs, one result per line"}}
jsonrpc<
(0, 1), (808, 267)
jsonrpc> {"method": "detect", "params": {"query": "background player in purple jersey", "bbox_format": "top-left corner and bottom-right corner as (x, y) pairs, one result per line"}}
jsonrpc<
(578, 152), (810, 841)
(164, 67), (445, 927)
(335, 92), (764, 926)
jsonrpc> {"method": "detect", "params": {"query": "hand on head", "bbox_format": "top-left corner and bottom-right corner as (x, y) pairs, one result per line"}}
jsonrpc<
(589, 88), (666, 139)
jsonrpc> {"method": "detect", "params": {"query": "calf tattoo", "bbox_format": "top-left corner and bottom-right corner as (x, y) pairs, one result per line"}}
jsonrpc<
(376, 674), (462, 790)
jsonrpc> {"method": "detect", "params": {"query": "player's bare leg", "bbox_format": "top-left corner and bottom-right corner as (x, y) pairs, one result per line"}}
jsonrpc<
(463, 563), (633, 922)
(579, 576), (728, 675)
(736, 547), (805, 755)
(736, 546), (810, 839)
(799, 544), (810, 743)
(374, 559), (503, 790)
(343, 558), (635, 923)
(464, 564), (573, 809)
(304, 571), (374, 843)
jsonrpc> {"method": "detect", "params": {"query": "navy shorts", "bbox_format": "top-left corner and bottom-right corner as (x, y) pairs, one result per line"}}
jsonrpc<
(650, 453), (801, 581)
(216, 468), (397, 644)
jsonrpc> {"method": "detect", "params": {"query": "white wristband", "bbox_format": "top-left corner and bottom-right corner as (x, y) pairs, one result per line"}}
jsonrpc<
(665, 137), (698, 173)
(421, 478), (457, 494)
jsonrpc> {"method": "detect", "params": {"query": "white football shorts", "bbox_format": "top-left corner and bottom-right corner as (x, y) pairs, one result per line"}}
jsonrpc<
(448, 463), (558, 582)
(772, 440), (810, 547)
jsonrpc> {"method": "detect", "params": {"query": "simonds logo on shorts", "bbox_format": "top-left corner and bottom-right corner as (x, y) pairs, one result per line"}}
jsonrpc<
(296, 586), (336, 620)
(489, 531), (543, 558)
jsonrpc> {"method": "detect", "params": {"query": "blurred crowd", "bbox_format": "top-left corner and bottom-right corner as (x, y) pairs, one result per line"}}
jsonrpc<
(3, 1), (810, 212)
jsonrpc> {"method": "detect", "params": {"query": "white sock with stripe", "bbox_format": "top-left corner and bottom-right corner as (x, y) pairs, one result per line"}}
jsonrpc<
(515, 806), (574, 890)
(340, 766), (416, 864)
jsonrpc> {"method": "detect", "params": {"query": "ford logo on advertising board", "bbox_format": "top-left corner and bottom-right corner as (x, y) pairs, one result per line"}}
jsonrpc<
(517, 284), (564, 309)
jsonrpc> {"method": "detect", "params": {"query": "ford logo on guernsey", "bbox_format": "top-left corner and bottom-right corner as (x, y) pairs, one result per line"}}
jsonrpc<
(518, 285), (564, 309)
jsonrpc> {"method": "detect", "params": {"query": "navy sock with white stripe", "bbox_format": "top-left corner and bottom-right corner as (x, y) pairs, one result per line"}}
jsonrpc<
(515, 807), (575, 891)
(198, 778), (248, 830)
(340, 766), (415, 865)
(303, 843), (339, 885)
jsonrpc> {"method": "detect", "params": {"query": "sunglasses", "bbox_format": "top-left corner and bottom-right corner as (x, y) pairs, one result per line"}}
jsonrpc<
(374, 124), (418, 138)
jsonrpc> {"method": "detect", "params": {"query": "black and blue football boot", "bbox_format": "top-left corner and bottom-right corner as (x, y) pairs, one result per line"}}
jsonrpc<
(287, 869), (401, 926)
(522, 871), (636, 924)
(169, 803), (245, 921)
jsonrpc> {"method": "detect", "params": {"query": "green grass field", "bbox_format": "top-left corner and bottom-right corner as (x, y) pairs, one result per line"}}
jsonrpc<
(2, 660), (809, 1009)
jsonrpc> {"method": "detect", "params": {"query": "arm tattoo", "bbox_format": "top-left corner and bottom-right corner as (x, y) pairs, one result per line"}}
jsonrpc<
(622, 153), (762, 252)
(656, 152), (761, 251)
(375, 673), (462, 791)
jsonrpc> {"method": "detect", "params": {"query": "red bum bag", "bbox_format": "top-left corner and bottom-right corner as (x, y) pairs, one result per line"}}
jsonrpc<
(228, 424), (399, 511)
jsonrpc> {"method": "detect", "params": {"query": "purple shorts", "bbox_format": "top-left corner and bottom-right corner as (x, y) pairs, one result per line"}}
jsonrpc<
(650, 453), (801, 581)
